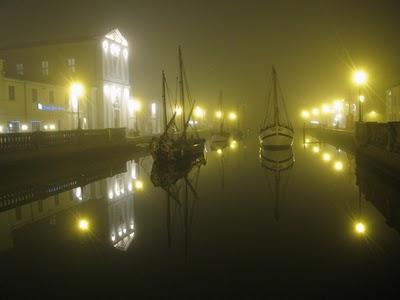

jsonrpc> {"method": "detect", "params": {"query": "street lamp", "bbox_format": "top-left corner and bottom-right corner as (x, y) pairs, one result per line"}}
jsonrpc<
(228, 112), (237, 121)
(133, 99), (141, 133)
(70, 82), (85, 130)
(301, 110), (310, 144)
(353, 70), (367, 122)
(215, 110), (223, 119)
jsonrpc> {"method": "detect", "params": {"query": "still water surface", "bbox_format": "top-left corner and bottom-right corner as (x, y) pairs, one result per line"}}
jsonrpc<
(1, 133), (400, 296)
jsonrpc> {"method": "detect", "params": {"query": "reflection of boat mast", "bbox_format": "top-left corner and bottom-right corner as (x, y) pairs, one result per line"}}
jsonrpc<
(274, 166), (281, 221)
(151, 155), (204, 257)
(260, 147), (294, 222)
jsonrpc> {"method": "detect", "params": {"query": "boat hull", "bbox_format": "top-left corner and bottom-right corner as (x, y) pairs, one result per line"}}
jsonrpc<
(260, 146), (294, 172)
(259, 126), (294, 148)
(210, 132), (230, 143)
(151, 138), (205, 163)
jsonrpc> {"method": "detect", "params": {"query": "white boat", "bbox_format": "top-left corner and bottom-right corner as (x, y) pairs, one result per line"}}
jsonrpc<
(260, 67), (294, 148)
(211, 90), (231, 144)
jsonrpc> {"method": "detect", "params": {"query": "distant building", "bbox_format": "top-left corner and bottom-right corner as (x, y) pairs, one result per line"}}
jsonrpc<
(0, 29), (134, 133)
(386, 84), (400, 122)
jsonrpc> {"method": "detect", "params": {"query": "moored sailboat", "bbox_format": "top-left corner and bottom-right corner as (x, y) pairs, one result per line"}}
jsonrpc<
(260, 67), (294, 148)
(211, 90), (231, 144)
(150, 47), (205, 162)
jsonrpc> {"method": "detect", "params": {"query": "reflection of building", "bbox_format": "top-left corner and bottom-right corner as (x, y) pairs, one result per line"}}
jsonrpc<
(0, 29), (132, 132)
(0, 158), (142, 252)
(104, 160), (138, 250)
(386, 85), (400, 122)
(356, 156), (400, 234)
(0, 191), (83, 251)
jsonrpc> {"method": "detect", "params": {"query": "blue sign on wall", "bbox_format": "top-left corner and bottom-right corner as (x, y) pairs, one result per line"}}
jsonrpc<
(37, 103), (65, 111)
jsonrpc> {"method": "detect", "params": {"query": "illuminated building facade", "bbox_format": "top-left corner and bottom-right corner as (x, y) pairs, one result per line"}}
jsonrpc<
(0, 29), (132, 132)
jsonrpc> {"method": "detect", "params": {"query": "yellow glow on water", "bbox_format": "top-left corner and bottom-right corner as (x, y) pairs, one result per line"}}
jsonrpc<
(217, 149), (223, 155)
(322, 153), (331, 162)
(230, 140), (237, 149)
(78, 219), (90, 231)
(134, 180), (144, 190)
(334, 161), (343, 171)
(305, 138), (310, 143)
(354, 222), (366, 235)
(312, 146), (320, 153)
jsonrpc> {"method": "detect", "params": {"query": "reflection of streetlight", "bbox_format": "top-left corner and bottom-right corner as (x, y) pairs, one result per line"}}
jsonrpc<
(322, 153), (331, 162)
(312, 146), (320, 153)
(312, 108), (320, 116)
(134, 180), (143, 190)
(354, 222), (366, 235)
(70, 82), (85, 130)
(215, 110), (223, 119)
(78, 219), (90, 232)
(217, 149), (223, 155)
(334, 161), (343, 171)
(353, 70), (367, 122)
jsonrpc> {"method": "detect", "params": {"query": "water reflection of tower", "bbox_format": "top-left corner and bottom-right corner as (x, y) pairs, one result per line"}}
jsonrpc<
(151, 154), (205, 257)
(260, 146), (294, 221)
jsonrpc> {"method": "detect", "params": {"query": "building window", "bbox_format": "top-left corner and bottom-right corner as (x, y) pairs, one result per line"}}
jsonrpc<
(8, 86), (15, 101)
(32, 88), (38, 103)
(42, 61), (49, 76)
(68, 58), (76, 73)
(31, 121), (41, 132)
(16, 63), (24, 75)
(49, 90), (54, 103)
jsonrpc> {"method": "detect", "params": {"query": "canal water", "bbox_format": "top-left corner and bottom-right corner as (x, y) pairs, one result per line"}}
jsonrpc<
(1, 133), (400, 296)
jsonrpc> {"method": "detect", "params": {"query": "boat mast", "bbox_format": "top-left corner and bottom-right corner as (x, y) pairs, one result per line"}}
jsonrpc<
(162, 71), (168, 132)
(272, 67), (279, 126)
(178, 47), (186, 138)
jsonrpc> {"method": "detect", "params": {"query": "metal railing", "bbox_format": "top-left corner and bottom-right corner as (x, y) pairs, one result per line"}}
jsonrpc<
(0, 128), (127, 153)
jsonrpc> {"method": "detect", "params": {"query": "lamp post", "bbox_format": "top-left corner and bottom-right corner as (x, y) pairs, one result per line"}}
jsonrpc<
(70, 83), (84, 130)
(133, 100), (141, 134)
(353, 70), (367, 122)
(301, 110), (310, 145)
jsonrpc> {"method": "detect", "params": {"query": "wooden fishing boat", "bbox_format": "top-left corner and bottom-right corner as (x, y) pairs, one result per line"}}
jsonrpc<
(151, 47), (205, 162)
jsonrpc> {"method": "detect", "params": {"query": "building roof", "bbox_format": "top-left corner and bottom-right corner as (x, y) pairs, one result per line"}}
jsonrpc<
(0, 28), (126, 51)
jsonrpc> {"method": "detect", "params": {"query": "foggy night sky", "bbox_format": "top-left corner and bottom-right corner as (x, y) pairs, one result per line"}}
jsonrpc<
(1, 0), (400, 126)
